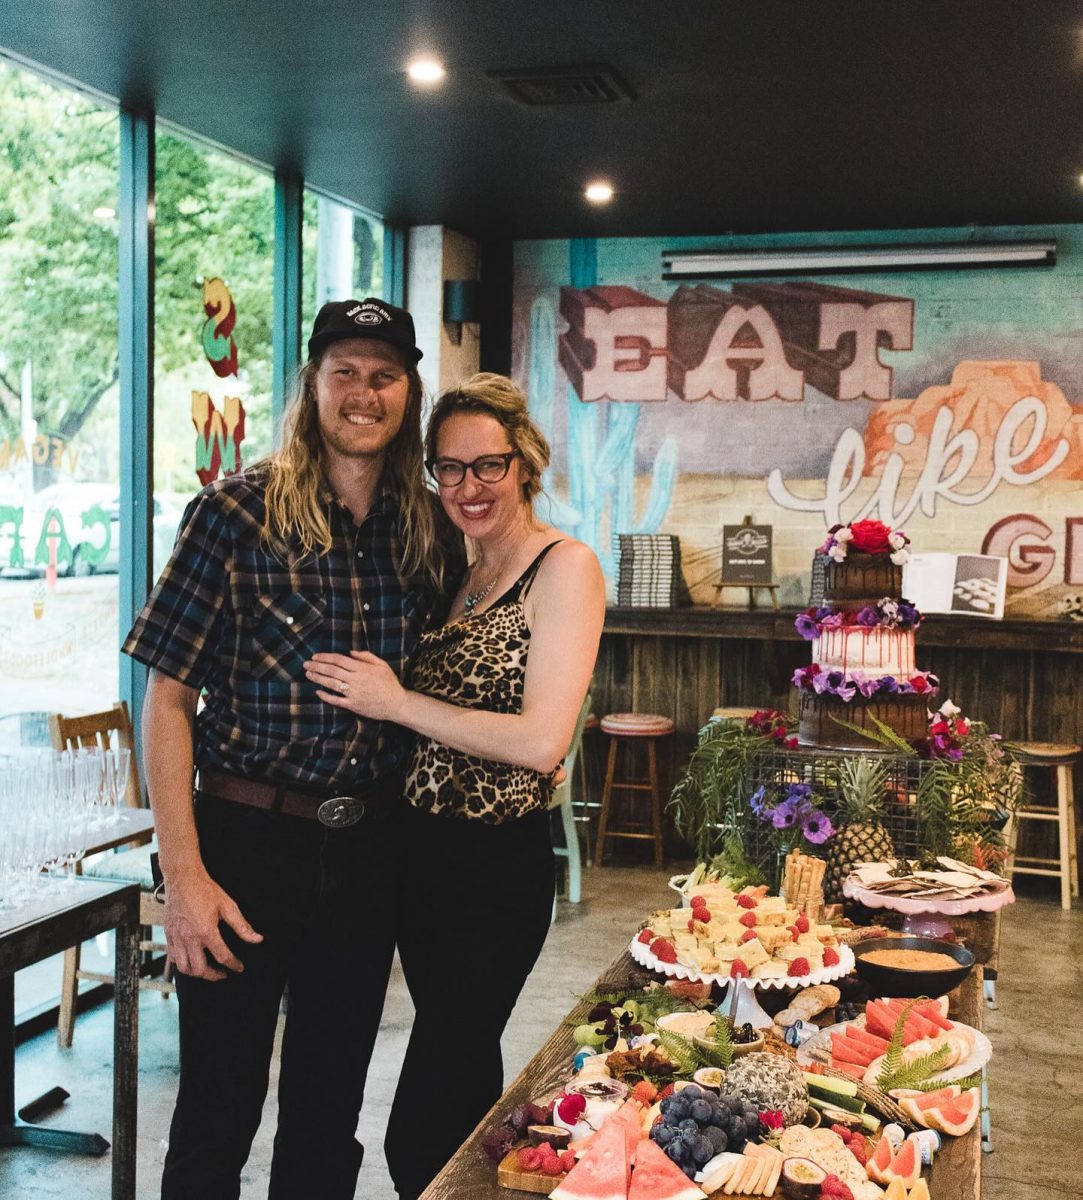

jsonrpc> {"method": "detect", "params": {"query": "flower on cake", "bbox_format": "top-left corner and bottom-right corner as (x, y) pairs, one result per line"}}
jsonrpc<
(795, 596), (923, 639)
(792, 666), (937, 699)
(819, 519), (911, 564)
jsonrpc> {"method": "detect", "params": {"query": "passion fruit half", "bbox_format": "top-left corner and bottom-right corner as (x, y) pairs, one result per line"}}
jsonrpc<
(780, 1156), (828, 1200)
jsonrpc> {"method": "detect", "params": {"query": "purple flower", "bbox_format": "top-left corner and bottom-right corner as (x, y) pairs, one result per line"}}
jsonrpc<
(785, 782), (814, 805)
(749, 785), (767, 817)
(855, 605), (879, 628)
(820, 611), (844, 629)
(795, 612), (819, 640)
(878, 675), (900, 694)
(802, 812), (835, 844)
(855, 674), (880, 698)
(815, 605), (834, 621)
(771, 797), (803, 829)
(897, 601), (921, 628)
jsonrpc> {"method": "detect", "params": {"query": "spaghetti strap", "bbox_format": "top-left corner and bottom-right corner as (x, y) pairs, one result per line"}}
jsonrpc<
(491, 540), (564, 608)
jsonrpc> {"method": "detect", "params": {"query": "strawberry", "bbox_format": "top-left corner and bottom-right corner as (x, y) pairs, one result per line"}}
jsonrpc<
(632, 1080), (658, 1105)
(739, 911), (758, 928)
(730, 959), (749, 979)
(656, 1083), (675, 1101)
(559, 1149), (577, 1173)
(739, 929), (758, 944)
(736, 894), (758, 909)
(822, 946), (840, 966)
(651, 937), (678, 963)
(796, 913), (810, 933)
(787, 957), (811, 977)
(637, 928), (654, 944)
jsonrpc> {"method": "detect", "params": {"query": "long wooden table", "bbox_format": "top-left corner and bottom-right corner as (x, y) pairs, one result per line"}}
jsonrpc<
(421, 951), (982, 1200)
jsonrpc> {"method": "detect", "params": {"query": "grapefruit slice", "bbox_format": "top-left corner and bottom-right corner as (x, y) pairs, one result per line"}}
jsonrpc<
(923, 1088), (981, 1136)
(626, 1136), (704, 1200)
(883, 1180), (907, 1200)
(550, 1118), (630, 1200)
(883, 1139), (920, 1188)
(909, 1179), (932, 1200)
(866, 1134), (895, 1185)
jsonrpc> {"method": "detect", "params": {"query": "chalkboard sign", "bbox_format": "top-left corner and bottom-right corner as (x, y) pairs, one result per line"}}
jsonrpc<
(721, 525), (773, 585)
(808, 551), (828, 606)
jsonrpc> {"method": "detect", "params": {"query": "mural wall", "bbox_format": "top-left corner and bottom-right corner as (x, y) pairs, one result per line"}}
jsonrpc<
(511, 227), (1083, 618)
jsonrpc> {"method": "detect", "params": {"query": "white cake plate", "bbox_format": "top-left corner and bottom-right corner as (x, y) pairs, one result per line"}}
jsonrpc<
(628, 938), (855, 1029)
(842, 878), (1015, 916)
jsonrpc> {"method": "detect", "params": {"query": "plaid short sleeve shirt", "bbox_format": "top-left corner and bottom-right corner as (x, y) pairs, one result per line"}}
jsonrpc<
(122, 466), (461, 790)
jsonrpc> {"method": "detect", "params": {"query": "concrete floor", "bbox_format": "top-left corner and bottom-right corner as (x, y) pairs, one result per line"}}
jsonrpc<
(1, 865), (1081, 1200)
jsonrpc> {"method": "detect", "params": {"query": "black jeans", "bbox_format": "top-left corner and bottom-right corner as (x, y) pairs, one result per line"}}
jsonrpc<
(161, 795), (401, 1200)
(384, 806), (555, 1199)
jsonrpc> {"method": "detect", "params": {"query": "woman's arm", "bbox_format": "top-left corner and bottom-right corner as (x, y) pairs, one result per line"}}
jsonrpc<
(304, 540), (605, 773)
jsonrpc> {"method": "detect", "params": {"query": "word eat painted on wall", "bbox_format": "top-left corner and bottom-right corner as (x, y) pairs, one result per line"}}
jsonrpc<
(193, 276), (246, 485)
(546, 278), (1083, 612)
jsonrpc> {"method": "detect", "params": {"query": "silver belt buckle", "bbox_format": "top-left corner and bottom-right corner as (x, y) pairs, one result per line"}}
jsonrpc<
(317, 796), (366, 828)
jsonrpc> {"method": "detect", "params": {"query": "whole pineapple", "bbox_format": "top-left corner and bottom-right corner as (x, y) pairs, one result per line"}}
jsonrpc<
(825, 756), (896, 900)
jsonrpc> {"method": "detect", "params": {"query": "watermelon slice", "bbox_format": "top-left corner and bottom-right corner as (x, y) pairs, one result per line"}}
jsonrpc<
(844, 1026), (890, 1052)
(913, 1000), (953, 1031)
(833, 1061), (866, 1080)
(550, 1118), (630, 1200)
(627, 1137), (705, 1200)
(883, 1000), (940, 1040)
(830, 1034), (877, 1067)
(610, 1100), (645, 1163)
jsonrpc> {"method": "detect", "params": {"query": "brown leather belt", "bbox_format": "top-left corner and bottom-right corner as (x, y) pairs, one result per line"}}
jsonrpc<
(198, 767), (402, 828)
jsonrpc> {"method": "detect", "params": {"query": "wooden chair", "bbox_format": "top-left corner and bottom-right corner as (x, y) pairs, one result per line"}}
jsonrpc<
(595, 712), (675, 866)
(1007, 741), (1080, 910)
(50, 702), (174, 1047)
(550, 694), (592, 920)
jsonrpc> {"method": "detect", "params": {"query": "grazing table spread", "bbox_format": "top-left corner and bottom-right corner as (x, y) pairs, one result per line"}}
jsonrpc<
(418, 937), (983, 1200)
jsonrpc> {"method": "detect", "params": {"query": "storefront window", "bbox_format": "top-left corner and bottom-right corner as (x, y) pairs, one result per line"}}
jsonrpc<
(0, 59), (121, 739)
(301, 191), (383, 336)
(153, 130), (274, 548)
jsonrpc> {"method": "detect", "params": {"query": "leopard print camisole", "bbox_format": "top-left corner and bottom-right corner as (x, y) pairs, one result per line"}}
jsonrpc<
(403, 541), (562, 823)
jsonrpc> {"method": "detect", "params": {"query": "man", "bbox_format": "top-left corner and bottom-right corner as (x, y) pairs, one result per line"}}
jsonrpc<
(124, 298), (462, 1200)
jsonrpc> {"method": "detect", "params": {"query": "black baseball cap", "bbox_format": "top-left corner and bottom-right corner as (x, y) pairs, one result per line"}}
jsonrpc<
(307, 297), (423, 363)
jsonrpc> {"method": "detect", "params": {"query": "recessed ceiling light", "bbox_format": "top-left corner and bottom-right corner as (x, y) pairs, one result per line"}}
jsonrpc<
(407, 58), (446, 85)
(584, 180), (615, 204)
(92, 205), (116, 220)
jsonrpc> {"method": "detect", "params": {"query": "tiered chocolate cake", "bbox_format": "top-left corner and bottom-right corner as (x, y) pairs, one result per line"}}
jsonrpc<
(793, 521), (937, 750)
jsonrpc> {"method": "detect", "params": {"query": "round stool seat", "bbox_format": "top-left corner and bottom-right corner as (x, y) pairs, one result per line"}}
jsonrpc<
(1015, 741), (1081, 765)
(600, 712), (674, 738)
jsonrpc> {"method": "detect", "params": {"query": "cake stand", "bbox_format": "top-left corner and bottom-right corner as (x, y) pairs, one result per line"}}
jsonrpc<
(628, 937), (855, 1029)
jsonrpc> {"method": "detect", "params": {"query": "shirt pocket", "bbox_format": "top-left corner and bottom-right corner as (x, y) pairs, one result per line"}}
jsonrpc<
(247, 591), (327, 683)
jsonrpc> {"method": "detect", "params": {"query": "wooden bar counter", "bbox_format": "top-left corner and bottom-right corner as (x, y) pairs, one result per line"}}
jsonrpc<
(420, 950), (983, 1200)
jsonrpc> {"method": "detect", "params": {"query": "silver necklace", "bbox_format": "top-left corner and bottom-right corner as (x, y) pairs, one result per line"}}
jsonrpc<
(462, 574), (498, 613)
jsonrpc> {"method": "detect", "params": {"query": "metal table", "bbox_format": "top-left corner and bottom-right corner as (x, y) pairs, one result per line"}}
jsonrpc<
(0, 878), (140, 1200)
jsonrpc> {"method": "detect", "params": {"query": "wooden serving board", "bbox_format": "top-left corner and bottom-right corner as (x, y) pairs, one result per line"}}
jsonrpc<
(496, 1147), (568, 1194)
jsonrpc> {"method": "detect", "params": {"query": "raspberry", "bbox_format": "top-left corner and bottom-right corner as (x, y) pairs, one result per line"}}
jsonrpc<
(739, 929), (758, 944)
(637, 928), (654, 944)
(739, 911), (758, 928)
(651, 937), (678, 963)
(729, 959), (749, 979)
(788, 925), (801, 941)
(541, 1155), (564, 1176)
(692, 906), (711, 923)
(559, 1149), (576, 1173)
(831, 1123), (853, 1142)
(823, 946), (840, 966)
(787, 957), (811, 977)
(736, 894), (758, 909)
(848, 1136), (869, 1166)
(820, 1177), (854, 1200)
(796, 913), (810, 933)
(688, 918), (697, 932)
(632, 1080), (658, 1105)
(690, 895), (706, 908)
(518, 1147), (542, 1171)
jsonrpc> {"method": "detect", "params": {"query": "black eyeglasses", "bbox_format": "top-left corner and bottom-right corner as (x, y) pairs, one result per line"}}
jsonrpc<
(425, 451), (520, 486)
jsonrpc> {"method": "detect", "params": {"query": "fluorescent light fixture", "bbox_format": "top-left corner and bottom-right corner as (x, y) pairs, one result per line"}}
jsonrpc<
(585, 180), (615, 204)
(407, 58), (446, 85)
(661, 240), (1057, 278)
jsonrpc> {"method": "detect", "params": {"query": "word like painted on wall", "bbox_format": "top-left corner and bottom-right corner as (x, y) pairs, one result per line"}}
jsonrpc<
(192, 277), (245, 485)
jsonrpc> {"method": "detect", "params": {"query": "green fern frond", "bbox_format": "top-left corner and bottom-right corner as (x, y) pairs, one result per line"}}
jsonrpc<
(877, 1044), (953, 1091)
(879, 1001), (916, 1082)
(655, 1029), (704, 1075)
(712, 1019), (734, 1069)
(826, 711), (919, 756)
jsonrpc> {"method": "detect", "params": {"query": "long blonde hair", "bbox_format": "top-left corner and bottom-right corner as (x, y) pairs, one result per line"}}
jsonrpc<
(425, 373), (550, 504)
(261, 353), (446, 584)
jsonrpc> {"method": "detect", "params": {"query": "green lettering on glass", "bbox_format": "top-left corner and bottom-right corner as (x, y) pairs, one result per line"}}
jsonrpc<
(0, 505), (25, 569)
(34, 507), (74, 570)
(79, 502), (111, 566)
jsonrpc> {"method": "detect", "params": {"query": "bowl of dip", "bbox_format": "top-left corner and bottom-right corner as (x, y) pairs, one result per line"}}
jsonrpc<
(852, 936), (975, 998)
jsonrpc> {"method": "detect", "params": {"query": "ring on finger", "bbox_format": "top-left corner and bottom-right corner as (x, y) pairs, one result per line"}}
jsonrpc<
(340, 680), (349, 696)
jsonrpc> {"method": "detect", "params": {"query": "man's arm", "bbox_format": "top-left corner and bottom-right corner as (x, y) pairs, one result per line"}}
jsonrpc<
(144, 668), (263, 980)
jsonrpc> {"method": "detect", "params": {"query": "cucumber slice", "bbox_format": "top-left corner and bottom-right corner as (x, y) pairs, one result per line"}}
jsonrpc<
(802, 1071), (859, 1098)
(808, 1092), (866, 1115)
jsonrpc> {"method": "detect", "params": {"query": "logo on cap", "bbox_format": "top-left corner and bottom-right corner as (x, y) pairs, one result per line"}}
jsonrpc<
(346, 301), (390, 326)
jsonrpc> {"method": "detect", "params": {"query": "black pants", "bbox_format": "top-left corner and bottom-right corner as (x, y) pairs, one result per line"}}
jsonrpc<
(384, 806), (555, 1199)
(161, 795), (400, 1200)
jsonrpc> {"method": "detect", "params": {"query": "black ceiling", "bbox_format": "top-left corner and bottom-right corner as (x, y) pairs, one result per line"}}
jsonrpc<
(2, 1), (1083, 239)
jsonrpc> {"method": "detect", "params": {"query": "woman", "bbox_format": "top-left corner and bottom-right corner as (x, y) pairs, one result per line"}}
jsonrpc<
(304, 372), (605, 1198)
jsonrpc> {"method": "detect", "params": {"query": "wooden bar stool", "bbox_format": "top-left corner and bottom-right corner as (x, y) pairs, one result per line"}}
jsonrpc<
(594, 712), (675, 866)
(1009, 741), (1080, 910)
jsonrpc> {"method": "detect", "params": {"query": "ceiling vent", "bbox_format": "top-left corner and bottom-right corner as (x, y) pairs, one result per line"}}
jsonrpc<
(488, 64), (635, 106)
